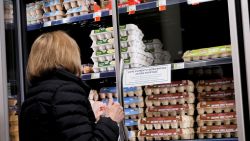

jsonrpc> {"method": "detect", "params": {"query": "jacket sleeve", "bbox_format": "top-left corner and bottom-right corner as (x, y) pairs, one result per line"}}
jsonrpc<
(52, 82), (119, 141)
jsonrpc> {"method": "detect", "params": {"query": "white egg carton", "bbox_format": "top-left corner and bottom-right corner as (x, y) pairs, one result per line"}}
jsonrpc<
(197, 78), (234, 93)
(99, 87), (143, 99)
(90, 28), (143, 42)
(128, 130), (138, 141)
(145, 80), (194, 95)
(197, 112), (237, 126)
(197, 125), (238, 139)
(198, 90), (235, 101)
(145, 92), (195, 106)
(197, 100), (236, 115)
(138, 116), (194, 130)
(145, 104), (195, 117)
(138, 128), (194, 141)
(125, 108), (144, 119)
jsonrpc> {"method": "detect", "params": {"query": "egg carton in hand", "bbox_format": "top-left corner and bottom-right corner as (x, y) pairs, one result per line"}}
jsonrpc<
(138, 116), (194, 130)
(145, 80), (194, 95)
(145, 104), (195, 117)
(197, 100), (236, 115)
(145, 92), (195, 106)
(138, 128), (194, 141)
(197, 125), (237, 139)
(197, 112), (237, 126)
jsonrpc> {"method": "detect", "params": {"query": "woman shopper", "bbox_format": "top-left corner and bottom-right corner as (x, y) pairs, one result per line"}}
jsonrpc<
(20, 31), (124, 141)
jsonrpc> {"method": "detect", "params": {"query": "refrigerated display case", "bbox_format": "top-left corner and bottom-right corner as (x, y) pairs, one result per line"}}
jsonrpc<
(0, 0), (249, 141)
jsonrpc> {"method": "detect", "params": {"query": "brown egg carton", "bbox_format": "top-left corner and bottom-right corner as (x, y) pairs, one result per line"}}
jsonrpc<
(197, 125), (237, 139)
(138, 128), (195, 141)
(138, 116), (194, 130)
(198, 90), (235, 101)
(197, 78), (234, 93)
(197, 112), (237, 126)
(145, 80), (194, 95)
(145, 92), (195, 106)
(197, 100), (236, 114)
(146, 104), (195, 117)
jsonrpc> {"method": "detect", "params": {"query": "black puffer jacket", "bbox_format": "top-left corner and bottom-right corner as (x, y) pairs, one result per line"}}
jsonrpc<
(20, 69), (119, 141)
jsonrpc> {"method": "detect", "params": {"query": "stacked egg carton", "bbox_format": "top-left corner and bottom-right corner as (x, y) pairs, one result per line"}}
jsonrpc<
(42, 0), (65, 22)
(144, 39), (171, 65)
(26, 1), (43, 25)
(90, 24), (154, 73)
(63, 0), (93, 18)
(97, 87), (144, 141)
(137, 80), (195, 141)
(196, 78), (238, 139)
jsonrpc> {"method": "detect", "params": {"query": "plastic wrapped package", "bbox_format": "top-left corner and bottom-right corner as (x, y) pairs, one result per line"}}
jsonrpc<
(145, 80), (194, 95)
(197, 125), (238, 139)
(197, 78), (234, 93)
(197, 100), (236, 114)
(99, 87), (143, 99)
(138, 128), (194, 141)
(197, 112), (237, 126)
(138, 116), (194, 130)
(145, 92), (195, 106)
(183, 45), (232, 62)
(145, 104), (195, 117)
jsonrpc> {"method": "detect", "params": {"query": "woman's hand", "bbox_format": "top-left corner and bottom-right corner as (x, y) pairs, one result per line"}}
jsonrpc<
(90, 100), (106, 121)
(105, 99), (125, 123)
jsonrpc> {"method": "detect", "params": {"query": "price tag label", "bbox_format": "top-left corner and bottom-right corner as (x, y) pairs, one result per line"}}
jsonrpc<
(173, 63), (184, 70)
(187, 0), (213, 5)
(158, 0), (167, 11)
(91, 73), (100, 79)
(123, 64), (171, 87)
(128, 5), (136, 15)
(93, 11), (102, 22)
(43, 21), (52, 27)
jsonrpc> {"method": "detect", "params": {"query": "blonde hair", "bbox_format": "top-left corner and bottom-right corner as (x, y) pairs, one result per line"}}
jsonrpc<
(26, 31), (82, 81)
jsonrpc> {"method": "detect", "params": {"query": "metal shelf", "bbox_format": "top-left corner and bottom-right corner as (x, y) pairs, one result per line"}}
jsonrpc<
(81, 57), (232, 80)
(81, 71), (116, 80)
(27, 0), (187, 31)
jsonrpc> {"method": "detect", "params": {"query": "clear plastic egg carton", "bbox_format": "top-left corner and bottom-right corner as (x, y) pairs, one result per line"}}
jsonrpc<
(43, 10), (65, 22)
(197, 112), (237, 126)
(125, 119), (138, 127)
(102, 97), (144, 108)
(197, 78), (234, 93)
(182, 45), (232, 62)
(26, 1), (44, 25)
(42, 0), (64, 13)
(197, 125), (238, 139)
(138, 128), (194, 141)
(138, 116), (194, 130)
(143, 39), (163, 53)
(145, 92), (195, 106)
(99, 87), (143, 99)
(125, 108), (144, 119)
(65, 5), (89, 18)
(145, 104), (195, 117)
(198, 90), (235, 101)
(63, 0), (92, 10)
(145, 80), (194, 95)
(197, 100), (236, 115)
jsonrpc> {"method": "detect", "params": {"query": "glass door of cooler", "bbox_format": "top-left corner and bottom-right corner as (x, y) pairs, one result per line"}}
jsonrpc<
(0, 0), (24, 141)
(109, 0), (248, 140)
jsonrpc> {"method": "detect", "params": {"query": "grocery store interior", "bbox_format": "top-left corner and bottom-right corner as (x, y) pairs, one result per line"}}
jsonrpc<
(0, 0), (250, 141)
